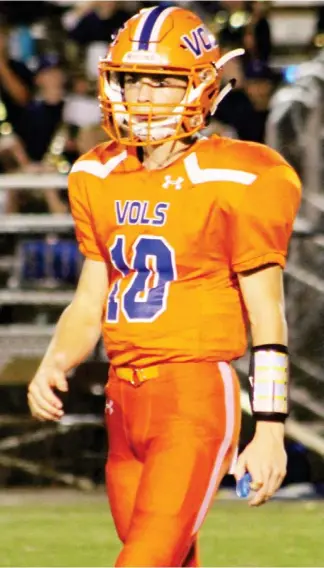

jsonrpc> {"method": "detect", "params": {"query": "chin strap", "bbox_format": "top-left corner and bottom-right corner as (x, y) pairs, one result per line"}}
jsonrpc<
(210, 47), (245, 115)
(214, 48), (245, 71)
(210, 78), (236, 114)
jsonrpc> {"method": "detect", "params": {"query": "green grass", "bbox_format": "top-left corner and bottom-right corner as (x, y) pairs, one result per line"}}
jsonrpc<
(1, 492), (324, 567)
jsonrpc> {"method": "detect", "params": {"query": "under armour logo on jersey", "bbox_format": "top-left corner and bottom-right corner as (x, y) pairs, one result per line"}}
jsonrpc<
(162, 175), (184, 190)
(105, 401), (114, 415)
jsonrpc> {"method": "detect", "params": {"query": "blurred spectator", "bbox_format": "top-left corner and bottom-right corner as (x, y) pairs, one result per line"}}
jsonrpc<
(316, 5), (324, 35)
(62, 71), (102, 164)
(215, 1), (250, 51)
(214, 1), (272, 67)
(62, 1), (129, 46)
(313, 5), (324, 50)
(62, 1), (131, 80)
(213, 55), (277, 143)
(244, 60), (276, 113)
(0, 2), (58, 26)
(242, 1), (272, 67)
(8, 26), (36, 65)
(4, 54), (68, 215)
(76, 123), (107, 156)
(64, 72), (100, 129)
(16, 54), (66, 165)
(0, 21), (33, 140)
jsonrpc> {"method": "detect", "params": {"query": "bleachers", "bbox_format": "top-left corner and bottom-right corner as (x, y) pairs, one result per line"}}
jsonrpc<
(264, 47), (324, 455)
(0, 171), (107, 488)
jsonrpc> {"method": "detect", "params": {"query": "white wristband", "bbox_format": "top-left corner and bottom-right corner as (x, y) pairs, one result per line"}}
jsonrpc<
(250, 349), (289, 415)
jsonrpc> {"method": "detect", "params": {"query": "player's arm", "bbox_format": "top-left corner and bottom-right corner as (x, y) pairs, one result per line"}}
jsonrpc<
(238, 263), (287, 345)
(28, 258), (107, 422)
(236, 264), (288, 505)
(28, 169), (107, 422)
(228, 162), (302, 506)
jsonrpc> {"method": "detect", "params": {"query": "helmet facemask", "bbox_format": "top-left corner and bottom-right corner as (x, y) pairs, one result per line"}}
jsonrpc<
(98, 62), (221, 146)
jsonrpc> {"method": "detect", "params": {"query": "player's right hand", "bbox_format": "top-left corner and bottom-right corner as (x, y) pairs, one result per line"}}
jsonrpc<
(28, 355), (68, 421)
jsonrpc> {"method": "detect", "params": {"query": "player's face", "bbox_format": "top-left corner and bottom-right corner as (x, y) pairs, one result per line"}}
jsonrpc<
(123, 72), (188, 121)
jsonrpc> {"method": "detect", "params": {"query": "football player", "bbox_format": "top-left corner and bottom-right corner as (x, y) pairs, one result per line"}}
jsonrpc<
(28, 5), (301, 567)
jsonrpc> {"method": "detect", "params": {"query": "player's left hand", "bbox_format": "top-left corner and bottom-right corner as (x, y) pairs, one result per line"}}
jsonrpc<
(234, 422), (287, 507)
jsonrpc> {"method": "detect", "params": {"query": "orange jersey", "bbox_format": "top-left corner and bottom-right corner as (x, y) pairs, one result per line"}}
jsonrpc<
(68, 135), (301, 367)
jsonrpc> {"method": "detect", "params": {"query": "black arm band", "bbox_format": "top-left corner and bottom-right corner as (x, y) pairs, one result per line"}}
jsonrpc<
(249, 343), (289, 423)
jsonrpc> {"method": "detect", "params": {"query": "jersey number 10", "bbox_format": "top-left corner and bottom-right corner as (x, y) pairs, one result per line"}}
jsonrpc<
(106, 235), (177, 323)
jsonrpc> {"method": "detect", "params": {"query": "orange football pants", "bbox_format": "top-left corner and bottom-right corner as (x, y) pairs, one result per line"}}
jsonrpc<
(105, 361), (241, 567)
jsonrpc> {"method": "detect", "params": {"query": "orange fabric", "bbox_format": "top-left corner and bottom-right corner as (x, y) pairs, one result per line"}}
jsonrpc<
(68, 135), (301, 367)
(68, 174), (104, 261)
(228, 164), (302, 272)
(105, 361), (241, 567)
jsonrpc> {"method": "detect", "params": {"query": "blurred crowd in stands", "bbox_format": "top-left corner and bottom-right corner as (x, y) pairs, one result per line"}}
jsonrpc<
(0, 0), (323, 216)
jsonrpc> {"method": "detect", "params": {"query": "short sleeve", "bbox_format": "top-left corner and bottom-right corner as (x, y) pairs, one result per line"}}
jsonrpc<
(229, 165), (302, 273)
(68, 172), (104, 261)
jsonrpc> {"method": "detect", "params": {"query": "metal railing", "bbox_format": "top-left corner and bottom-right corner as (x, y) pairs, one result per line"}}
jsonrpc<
(265, 49), (324, 452)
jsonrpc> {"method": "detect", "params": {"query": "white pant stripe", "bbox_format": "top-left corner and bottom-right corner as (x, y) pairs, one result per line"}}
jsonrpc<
(191, 362), (236, 534)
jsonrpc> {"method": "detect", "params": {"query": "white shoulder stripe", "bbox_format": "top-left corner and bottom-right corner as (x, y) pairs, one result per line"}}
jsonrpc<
(184, 153), (257, 186)
(70, 150), (127, 178)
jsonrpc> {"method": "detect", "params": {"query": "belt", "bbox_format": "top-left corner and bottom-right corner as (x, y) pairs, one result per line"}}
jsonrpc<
(113, 365), (159, 387)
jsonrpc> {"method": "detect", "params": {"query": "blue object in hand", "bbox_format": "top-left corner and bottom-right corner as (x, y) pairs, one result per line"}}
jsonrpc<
(236, 473), (252, 498)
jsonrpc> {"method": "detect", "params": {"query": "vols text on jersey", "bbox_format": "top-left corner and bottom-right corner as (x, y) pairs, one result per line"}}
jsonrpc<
(115, 200), (169, 226)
